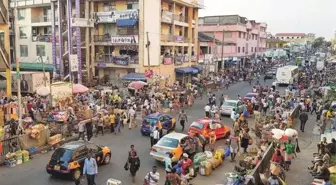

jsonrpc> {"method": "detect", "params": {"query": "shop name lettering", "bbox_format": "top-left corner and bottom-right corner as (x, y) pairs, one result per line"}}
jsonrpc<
(111, 36), (137, 44)
(96, 10), (139, 23)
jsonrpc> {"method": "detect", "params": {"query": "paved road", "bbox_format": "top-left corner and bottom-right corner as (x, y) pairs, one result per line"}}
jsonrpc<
(0, 78), (277, 185)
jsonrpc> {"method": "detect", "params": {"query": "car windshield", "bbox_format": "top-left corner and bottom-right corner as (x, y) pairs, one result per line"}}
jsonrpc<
(143, 118), (158, 125)
(158, 137), (179, 148)
(190, 121), (204, 129)
(223, 101), (236, 107)
(51, 148), (73, 162)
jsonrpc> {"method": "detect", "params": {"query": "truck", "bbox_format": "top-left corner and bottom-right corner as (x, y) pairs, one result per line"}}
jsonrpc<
(0, 71), (50, 94)
(276, 65), (299, 85)
(316, 61), (325, 71)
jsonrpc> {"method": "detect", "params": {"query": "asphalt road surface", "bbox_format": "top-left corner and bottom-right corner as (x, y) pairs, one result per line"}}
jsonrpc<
(0, 78), (276, 185)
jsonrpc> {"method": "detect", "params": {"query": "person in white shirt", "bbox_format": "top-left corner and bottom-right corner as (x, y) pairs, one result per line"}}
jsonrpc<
(128, 107), (136, 129)
(144, 166), (159, 185)
(78, 122), (85, 140)
(272, 81), (277, 91)
(153, 127), (160, 145)
(204, 104), (211, 117)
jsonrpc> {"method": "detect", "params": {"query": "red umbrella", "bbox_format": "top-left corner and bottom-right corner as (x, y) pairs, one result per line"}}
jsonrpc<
(73, 84), (89, 93)
(128, 81), (147, 90)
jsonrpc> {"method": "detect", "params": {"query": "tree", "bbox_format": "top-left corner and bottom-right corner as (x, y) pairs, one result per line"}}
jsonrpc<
(325, 41), (332, 47)
(312, 37), (325, 48)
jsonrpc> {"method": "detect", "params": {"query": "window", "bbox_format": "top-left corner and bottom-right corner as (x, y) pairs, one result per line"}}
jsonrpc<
(255, 47), (257, 52)
(36, 45), (46, 56)
(239, 32), (241, 38)
(224, 32), (232, 38)
(87, 144), (99, 153)
(20, 45), (28, 57)
(251, 47), (253, 52)
(127, 4), (133, 9)
(17, 9), (26, 20)
(242, 47), (245, 53)
(103, 2), (116, 11)
(281, 37), (284, 39)
(238, 47), (240, 53)
(19, 27), (28, 39)
(74, 146), (88, 160)
(287, 37), (289, 39)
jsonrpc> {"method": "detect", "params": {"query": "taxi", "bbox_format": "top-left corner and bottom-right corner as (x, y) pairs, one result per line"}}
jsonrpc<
(46, 141), (111, 180)
(140, 113), (176, 136)
(150, 132), (197, 162)
(243, 92), (258, 102)
(188, 118), (231, 140)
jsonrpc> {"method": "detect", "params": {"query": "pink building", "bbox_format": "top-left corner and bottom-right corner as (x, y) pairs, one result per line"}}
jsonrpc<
(198, 15), (267, 62)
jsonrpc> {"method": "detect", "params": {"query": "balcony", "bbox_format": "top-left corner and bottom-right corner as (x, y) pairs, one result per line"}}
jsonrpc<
(10, 0), (51, 8)
(32, 34), (52, 42)
(0, 39), (10, 68)
(96, 55), (139, 68)
(0, 0), (8, 24)
(173, 14), (188, 27)
(94, 34), (139, 45)
(31, 16), (58, 26)
(160, 34), (190, 44)
(161, 11), (173, 24)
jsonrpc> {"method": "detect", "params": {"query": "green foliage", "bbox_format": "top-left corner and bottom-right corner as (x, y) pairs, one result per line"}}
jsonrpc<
(326, 87), (336, 103)
(312, 37), (325, 48)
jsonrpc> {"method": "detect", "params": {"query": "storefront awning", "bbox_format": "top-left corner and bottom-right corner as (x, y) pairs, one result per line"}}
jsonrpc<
(116, 19), (137, 27)
(11, 63), (54, 71)
(191, 65), (202, 71)
(121, 73), (146, 81)
(175, 67), (199, 74)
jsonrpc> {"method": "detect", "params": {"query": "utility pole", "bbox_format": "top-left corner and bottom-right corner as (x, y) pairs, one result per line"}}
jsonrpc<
(40, 55), (47, 86)
(221, 29), (225, 70)
(146, 32), (151, 69)
(16, 58), (22, 129)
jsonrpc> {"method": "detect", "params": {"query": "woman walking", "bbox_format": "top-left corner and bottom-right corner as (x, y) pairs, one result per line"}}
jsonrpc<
(128, 151), (140, 183)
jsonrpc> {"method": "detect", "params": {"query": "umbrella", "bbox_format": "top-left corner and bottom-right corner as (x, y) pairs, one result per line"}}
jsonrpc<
(73, 84), (89, 93)
(271, 129), (285, 140)
(128, 81), (147, 90)
(36, 86), (50, 96)
(284, 128), (298, 138)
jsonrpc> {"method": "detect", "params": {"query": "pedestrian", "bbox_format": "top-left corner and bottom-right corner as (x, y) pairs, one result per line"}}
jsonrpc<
(153, 127), (160, 146)
(144, 166), (160, 185)
(163, 153), (173, 173)
(114, 113), (121, 134)
(299, 111), (308, 132)
(166, 168), (181, 185)
(204, 104), (211, 118)
(109, 112), (115, 133)
(149, 124), (155, 148)
(128, 107), (136, 129)
(284, 140), (296, 170)
(178, 110), (188, 131)
(229, 135), (239, 162)
(85, 121), (93, 141)
(311, 99), (317, 115)
(83, 151), (98, 185)
(95, 114), (104, 136)
(129, 144), (138, 157)
(78, 122), (85, 140)
(128, 151), (140, 183)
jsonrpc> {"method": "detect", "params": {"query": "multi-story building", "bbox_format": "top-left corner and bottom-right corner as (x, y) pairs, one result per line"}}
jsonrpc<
(266, 37), (288, 49)
(11, 0), (201, 84)
(198, 15), (267, 69)
(274, 33), (315, 45)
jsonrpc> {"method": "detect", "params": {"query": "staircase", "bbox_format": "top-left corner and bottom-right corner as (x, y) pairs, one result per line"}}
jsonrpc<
(0, 0), (8, 24)
(0, 39), (9, 68)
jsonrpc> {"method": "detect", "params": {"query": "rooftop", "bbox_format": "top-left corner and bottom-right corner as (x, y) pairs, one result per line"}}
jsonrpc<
(266, 38), (288, 43)
(275, 33), (306, 37)
(198, 32), (221, 42)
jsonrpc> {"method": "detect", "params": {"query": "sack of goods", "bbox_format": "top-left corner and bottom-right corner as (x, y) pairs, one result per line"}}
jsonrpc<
(207, 158), (222, 169)
(270, 162), (281, 176)
(22, 150), (29, 163)
(15, 150), (23, 165)
(48, 134), (62, 145)
(30, 124), (46, 139)
(193, 152), (207, 169)
(199, 161), (212, 176)
(204, 151), (213, 159)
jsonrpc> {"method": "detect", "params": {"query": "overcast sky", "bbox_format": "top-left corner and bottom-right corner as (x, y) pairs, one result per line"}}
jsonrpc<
(199, 0), (336, 39)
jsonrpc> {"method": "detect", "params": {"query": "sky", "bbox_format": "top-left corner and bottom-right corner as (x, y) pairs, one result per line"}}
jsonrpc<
(199, 0), (336, 40)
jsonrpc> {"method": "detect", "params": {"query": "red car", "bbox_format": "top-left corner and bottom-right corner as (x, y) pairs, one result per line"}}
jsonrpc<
(243, 92), (258, 102)
(188, 118), (231, 140)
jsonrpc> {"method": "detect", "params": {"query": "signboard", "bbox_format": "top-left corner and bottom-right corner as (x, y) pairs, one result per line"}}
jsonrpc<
(51, 82), (72, 106)
(71, 18), (94, 27)
(174, 36), (184, 43)
(10, 72), (50, 93)
(69, 54), (78, 72)
(97, 56), (131, 66)
(95, 9), (139, 23)
(163, 57), (173, 65)
(161, 11), (173, 23)
(111, 35), (138, 44)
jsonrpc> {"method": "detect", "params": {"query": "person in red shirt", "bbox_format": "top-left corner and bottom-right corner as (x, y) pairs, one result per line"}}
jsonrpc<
(272, 149), (284, 164)
(181, 153), (192, 175)
(26, 101), (35, 120)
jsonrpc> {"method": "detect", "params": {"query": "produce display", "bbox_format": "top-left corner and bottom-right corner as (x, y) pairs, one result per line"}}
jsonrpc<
(53, 112), (68, 122)
(30, 124), (46, 139)
(48, 134), (62, 145)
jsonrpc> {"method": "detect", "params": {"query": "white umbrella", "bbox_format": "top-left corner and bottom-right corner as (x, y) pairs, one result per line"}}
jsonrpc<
(36, 86), (50, 96)
(284, 128), (298, 138)
(271, 129), (285, 140)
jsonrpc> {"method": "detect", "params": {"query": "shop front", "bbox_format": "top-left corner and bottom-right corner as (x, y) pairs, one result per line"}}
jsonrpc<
(175, 67), (200, 84)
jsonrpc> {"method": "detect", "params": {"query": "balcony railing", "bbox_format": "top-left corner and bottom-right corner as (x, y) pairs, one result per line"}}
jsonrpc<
(161, 34), (190, 43)
(0, 39), (10, 67)
(161, 34), (173, 42)
(32, 34), (52, 42)
(96, 55), (139, 66)
(173, 14), (187, 23)
(31, 16), (58, 23)
(0, 0), (8, 24)
(161, 54), (196, 65)
(94, 35), (111, 42)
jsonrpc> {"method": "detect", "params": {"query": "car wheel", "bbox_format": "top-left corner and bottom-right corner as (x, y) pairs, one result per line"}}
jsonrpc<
(103, 153), (111, 165)
(72, 168), (81, 181)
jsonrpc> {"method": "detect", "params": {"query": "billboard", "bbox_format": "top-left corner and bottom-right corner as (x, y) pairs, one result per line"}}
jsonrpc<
(95, 9), (139, 23)
(11, 72), (50, 93)
(51, 82), (73, 106)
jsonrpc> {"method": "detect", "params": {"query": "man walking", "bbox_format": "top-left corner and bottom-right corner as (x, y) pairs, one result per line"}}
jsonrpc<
(128, 107), (136, 129)
(144, 166), (160, 185)
(85, 120), (93, 141)
(96, 114), (104, 136)
(153, 127), (160, 145)
(178, 110), (188, 131)
(204, 104), (211, 118)
(83, 152), (98, 185)
(299, 111), (308, 132)
(78, 122), (85, 140)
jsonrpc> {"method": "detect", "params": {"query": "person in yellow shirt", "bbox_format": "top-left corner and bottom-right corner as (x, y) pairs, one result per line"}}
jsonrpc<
(109, 113), (116, 133)
(209, 129), (216, 151)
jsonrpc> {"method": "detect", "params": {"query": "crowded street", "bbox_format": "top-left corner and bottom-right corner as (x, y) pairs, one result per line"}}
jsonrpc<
(0, 78), (277, 185)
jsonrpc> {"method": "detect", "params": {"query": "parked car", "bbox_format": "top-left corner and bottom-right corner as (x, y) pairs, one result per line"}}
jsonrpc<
(265, 71), (274, 79)
(188, 118), (231, 140)
(243, 93), (258, 102)
(46, 141), (111, 180)
(220, 100), (244, 115)
(150, 132), (197, 162)
(140, 113), (176, 136)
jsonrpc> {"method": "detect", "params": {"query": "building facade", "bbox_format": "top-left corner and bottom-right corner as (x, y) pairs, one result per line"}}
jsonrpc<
(198, 15), (267, 68)
(266, 38), (288, 49)
(11, 0), (201, 84)
(274, 33), (315, 45)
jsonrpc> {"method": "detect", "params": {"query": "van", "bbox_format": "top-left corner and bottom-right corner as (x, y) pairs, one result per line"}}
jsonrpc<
(276, 65), (299, 85)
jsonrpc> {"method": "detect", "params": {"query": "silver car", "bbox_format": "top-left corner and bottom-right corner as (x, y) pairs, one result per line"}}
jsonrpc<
(220, 100), (244, 116)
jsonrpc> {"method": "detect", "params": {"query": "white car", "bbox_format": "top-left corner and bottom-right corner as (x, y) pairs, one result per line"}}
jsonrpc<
(150, 132), (196, 162)
(220, 100), (244, 116)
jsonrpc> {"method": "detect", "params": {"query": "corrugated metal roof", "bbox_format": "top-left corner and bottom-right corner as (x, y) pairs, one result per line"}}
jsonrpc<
(275, 33), (306, 37)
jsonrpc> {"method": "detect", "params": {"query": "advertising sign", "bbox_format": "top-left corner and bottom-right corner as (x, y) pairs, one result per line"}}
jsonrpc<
(71, 18), (94, 27)
(69, 54), (79, 72)
(51, 82), (73, 106)
(111, 35), (138, 44)
(161, 10), (173, 23)
(11, 72), (50, 93)
(95, 9), (139, 23)
(174, 36), (184, 43)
